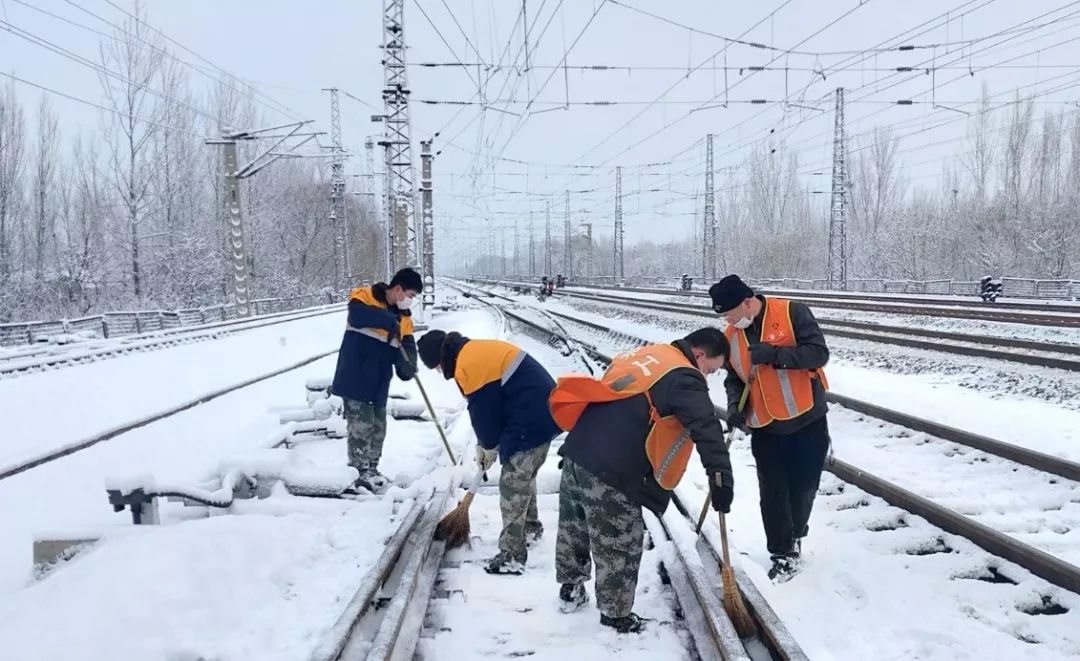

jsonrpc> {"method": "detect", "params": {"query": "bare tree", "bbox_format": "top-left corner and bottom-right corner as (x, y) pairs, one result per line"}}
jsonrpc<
(962, 85), (994, 203)
(0, 82), (26, 279)
(32, 98), (59, 281)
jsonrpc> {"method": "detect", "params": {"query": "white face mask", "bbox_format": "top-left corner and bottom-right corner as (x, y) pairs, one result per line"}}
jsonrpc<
(733, 316), (753, 330)
(397, 297), (414, 311)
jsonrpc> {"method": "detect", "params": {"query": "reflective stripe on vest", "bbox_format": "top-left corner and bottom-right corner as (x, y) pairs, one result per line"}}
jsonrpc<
(724, 297), (826, 428)
(344, 285), (412, 348)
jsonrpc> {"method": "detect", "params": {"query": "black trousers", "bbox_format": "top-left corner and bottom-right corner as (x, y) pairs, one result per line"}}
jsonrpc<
(750, 416), (831, 557)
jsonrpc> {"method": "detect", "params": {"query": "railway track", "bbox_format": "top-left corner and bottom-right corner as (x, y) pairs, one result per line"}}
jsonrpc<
(454, 280), (1080, 598)
(470, 278), (1080, 328)
(495, 285), (1080, 373)
(0, 304), (344, 378)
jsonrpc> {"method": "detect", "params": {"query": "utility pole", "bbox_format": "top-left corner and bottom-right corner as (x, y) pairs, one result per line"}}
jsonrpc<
(207, 122), (319, 315)
(564, 190), (572, 278)
(379, 0), (419, 272)
(420, 139), (434, 307)
(614, 166), (624, 281)
(323, 88), (348, 290)
(581, 222), (593, 281)
(500, 223), (507, 277)
(513, 216), (520, 276)
(704, 133), (716, 280)
(364, 136), (388, 280)
(529, 210), (536, 276)
(544, 200), (552, 275)
(828, 87), (848, 290)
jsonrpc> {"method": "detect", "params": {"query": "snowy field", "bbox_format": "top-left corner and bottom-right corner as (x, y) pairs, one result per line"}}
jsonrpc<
(4, 292), (1080, 660)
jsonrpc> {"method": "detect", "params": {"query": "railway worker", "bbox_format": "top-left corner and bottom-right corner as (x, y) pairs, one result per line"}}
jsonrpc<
(548, 328), (735, 633)
(416, 330), (561, 575)
(709, 274), (831, 582)
(331, 267), (422, 492)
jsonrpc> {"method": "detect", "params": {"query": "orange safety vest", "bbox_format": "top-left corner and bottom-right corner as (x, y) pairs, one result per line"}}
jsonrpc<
(549, 343), (698, 490)
(345, 286), (414, 348)
(724, 297), (828, 429)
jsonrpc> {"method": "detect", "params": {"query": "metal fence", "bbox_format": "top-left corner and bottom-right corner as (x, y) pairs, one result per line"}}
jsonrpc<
(743, 277), (1080, 300)
(0, 293), (337, 347)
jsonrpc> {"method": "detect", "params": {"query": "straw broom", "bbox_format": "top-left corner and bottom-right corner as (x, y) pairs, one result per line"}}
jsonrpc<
(434, 467), (485, 549)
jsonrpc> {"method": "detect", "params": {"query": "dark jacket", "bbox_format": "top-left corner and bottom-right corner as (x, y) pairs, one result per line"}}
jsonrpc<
(723, 295), (829, 435)
(331, 283), (417, 407)
(558, 340), (734, 515)
(442, 334), (561, 462)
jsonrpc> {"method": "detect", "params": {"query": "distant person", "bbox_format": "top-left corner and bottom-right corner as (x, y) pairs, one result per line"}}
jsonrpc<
(417, 331), (561, 575)
(331, 268), (421, 492)
(548, 328), (734, 633)
(709, 274), (830, 582)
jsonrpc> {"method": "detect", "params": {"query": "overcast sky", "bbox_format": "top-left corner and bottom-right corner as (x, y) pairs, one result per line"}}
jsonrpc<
(3, 0), (1078, 267)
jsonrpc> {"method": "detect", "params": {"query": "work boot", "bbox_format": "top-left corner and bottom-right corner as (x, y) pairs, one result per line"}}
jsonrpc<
(600, 612), (647, 634)
(365, 463), (390, 490)
(483, 551), (525, 575)
(767, 554), (801, 583)
(526, 522), (544, 545)
(559, 583), (588, 613)
(354, 466), (388, 493)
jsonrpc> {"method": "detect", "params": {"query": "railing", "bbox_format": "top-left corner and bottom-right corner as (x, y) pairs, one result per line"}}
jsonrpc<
(0, 293), (338, 347)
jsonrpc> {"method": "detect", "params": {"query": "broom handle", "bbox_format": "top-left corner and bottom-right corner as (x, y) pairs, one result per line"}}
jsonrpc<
(400, 346), (457, 465)
(718, 511), (733, 567)
(695, 494), (711, 534)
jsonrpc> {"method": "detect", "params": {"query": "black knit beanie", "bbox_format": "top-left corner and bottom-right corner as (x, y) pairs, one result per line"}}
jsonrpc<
(708, 275), (755, 313)
(416, 330), (446, 369)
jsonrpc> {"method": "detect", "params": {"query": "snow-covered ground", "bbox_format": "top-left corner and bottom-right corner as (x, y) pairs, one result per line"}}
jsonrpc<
(0, 308), (495, 660)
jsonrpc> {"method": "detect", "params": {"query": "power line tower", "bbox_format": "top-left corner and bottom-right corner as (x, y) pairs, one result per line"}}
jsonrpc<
(513, 216), (520, 276)
(564, 190), (572, 278)
(580, 222), (593, 281)
(323, 88), (349, 290)
(828, 87), (848, 290)
(704, 133), (716, 280)
(363, 136), (389, 280)
(528, 210), (536, 276)
(544, 200), (552, 275)
(419, 139), (435, 306)
(614, 166), (624, 281)
(379, 0), (419, 272)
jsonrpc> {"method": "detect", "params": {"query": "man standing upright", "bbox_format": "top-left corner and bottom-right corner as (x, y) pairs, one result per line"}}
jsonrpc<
(331, 267), (422, 492)
(709, 274), (830, 582)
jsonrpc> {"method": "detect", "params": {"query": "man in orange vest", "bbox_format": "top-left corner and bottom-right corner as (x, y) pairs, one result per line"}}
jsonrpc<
(709, 274), (830, 583)
(550, 328), (734, 633)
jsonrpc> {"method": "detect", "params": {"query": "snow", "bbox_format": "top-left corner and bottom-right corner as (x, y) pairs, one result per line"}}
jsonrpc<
(0, 310), (346, 469)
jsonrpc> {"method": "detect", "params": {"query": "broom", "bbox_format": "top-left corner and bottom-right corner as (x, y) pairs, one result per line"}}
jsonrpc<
(434, 467), (485, 548)
(399, 346), (457, 465)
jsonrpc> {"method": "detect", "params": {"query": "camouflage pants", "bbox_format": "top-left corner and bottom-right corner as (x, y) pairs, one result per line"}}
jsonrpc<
(555, 458), (644, 619)
(498, 442), (550, 562)
(343, 398), (387, 470)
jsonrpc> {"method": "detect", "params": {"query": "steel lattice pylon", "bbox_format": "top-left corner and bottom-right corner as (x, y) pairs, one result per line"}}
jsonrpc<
(614, 166), (624, 280)
(704, 134), (716, 280)
(420, 139), (434, 306)
(828, 87), (848, 290)
(380, 0), (419, 272)
(324, 88), (349, 289)
(544, 200), (552, 275)
(564, 190), (572, 278)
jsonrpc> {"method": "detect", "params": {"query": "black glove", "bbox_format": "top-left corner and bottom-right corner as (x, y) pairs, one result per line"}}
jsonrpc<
(387, 320), (401, 343)
(750, 342), (777, 365)
(394, 360), (415, 381)
(726, 408), (748, 433)
(708, 471), (734, 513)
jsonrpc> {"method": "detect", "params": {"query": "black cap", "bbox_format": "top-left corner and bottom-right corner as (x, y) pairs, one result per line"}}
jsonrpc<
(708, 275), (754, 313)
(416, 330), (446, 369)
(389, 267), (423, 293)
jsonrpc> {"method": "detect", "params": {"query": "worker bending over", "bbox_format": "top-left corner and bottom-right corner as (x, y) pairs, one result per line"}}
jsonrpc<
(549, 328), (735, 633)
(710, 274), (830, 582)
(331, 268), (421, 492)
(417, 331), (561, 575)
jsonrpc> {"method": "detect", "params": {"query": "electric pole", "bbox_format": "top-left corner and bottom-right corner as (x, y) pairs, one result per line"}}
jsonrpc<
(828, 87), (848, 290)
(544, 200), (552, 275)
(581, 222), (593, 282)
(614, 166), (624, 281)
(420, 139), (434, 306)
(323, 88), (348, 290)
(704, 133), (716, 280)
(564, 190), (572, 278)
(500, 223), (507, 277)
(529, 210), (536, 276)
(379, 0), (419, 272)
(364, 136), (388, 280)
(513, 216), (520, 276)
(206, 122), (319, 316)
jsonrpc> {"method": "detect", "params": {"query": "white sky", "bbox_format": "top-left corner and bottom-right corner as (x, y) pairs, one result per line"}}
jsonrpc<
(3, 0), (1078, 267)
